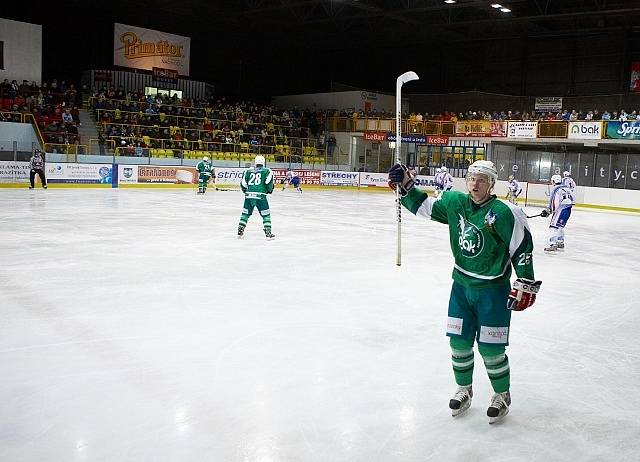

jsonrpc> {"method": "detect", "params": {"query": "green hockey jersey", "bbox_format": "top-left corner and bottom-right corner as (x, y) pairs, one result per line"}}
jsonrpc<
(401, 188), (535, 288)
(196, 160), (213, 176)
(241, 167), (275, 198)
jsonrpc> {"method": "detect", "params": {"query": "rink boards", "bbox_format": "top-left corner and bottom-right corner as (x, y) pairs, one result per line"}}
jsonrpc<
(1, 161), (639, 212)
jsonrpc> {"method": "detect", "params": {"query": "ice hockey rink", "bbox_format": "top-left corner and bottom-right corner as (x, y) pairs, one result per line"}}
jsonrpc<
(1, 187), (639, 462)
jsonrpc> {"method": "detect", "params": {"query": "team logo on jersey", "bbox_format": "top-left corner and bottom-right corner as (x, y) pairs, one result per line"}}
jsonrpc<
(457, 214), (484, 257)
(484, 209), (497, 232)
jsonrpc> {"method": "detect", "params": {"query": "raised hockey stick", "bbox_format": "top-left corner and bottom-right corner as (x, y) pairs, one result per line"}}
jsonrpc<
(394, 71), (419, 267)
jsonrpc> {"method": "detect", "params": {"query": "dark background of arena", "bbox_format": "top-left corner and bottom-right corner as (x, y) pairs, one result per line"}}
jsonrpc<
(3, 0), (640, 99)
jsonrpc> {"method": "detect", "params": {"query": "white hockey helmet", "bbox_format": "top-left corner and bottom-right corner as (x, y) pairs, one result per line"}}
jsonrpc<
(440, 166), (447, 172)
(254, 155), (265, 167)
(467, 160), (498, 184)
(563, 170), (570, 177)
(203, 156), (209, 162)
(508, 175), (514, 181)
(551, 174), (562, 185)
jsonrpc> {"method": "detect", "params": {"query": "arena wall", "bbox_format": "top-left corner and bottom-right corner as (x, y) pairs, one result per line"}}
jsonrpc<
(1, 161), (638, 213)
(0, 18), (42, 84)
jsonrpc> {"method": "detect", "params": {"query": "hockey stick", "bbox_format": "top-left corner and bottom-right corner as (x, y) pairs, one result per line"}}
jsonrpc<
(394, 71), (419, 267)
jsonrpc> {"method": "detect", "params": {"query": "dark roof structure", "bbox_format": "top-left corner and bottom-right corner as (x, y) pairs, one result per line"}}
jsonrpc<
(3, 0), (640, 96)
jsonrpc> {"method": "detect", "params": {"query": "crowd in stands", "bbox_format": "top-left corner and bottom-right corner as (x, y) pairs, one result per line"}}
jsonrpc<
(90, 87), (330, 161)
(3, 79), (640, 162)
(339, 108), (640, 122)
(0, 79), (82, 151)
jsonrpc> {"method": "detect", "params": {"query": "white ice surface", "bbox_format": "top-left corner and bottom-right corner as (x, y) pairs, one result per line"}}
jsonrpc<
(1, 188), (639, 462)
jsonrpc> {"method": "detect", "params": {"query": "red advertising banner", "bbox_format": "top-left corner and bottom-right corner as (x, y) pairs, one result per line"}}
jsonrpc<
(426, 135), (449, 145)
(631, 62), (640, 93)
(363, 131), (388, 142)
(272, 168), (321, 185)
(152, 67), (179, 85)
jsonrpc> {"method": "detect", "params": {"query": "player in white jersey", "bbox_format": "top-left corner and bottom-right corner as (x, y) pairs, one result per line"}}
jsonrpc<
(543, 174), (575, 252)
(434, 168), (444, 193)
(505, 175), (522, 205)
(434, 166), (453, 196)
(441, 167), (454, 192)
(562, 171), (576, 191)
(281, 168), (302, 193)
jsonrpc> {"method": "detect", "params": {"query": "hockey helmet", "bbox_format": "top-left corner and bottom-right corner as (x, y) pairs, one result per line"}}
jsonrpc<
(508, 175), (514, 181)
(255, 155), (265, 167)
(551, 174), (562, 185)
(563, 170), (570, 177)
(440, 166), (447, 172)
(203, 156), (209, 162)
(467, 160), (498, 184)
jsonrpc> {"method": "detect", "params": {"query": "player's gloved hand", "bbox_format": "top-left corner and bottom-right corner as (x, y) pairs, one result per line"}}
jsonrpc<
(507, 278), (542, 311)
(540, 208), (550, 217)
(388, 164), (415, 196)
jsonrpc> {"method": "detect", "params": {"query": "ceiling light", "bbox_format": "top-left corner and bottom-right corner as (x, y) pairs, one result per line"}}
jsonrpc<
(491, 3), (502, 7)
(444, 0), (456, 4)
(500, 7), (511, 12)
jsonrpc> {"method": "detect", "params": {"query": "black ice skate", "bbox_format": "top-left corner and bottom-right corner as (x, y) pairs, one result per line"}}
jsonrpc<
(43, 185), (47, 189)
(487, 391), (511, 424)
(449, 385), (473, 417)
(237, 225), (245, 238)
(556, 241), (565, 250)
(29, 186), (34, 190)
(264, 229), (275, 240)
(544, 244), (558, 252)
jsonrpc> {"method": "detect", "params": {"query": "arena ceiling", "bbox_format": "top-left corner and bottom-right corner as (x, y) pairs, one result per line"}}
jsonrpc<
(4, 0), (640, 96)
(160, 0), (640, 42)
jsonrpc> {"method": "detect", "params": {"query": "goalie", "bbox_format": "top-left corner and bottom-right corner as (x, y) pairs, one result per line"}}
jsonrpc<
(505, 175), (522, 205)
(388, 160), (541, 424)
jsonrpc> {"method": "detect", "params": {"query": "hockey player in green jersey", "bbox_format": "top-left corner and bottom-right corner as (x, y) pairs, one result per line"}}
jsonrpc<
(237, 155), (275, 239)
(196, 156), (213, 194)
(388, 159), (542, 424)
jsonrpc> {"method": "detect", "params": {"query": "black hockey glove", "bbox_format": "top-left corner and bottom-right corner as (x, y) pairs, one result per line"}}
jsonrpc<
(388, 164), (415, 196)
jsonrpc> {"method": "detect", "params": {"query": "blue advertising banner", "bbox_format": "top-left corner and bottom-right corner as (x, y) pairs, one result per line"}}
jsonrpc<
(605, 121), (640, 140)
(387, 133), (427, 143)
(46, 163), (113, 184)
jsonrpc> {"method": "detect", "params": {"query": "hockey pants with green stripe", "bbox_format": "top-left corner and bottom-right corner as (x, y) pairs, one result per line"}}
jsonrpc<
(198, 173), (211, 192)
(447, 282), (511, 393)
(239, 197), (271, 232)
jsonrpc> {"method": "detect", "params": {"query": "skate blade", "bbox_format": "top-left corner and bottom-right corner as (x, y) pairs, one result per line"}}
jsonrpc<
(488, 407), (509, 424)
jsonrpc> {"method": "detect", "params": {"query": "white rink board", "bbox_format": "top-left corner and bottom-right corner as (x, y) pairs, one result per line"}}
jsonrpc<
(1, 188), (639, 462)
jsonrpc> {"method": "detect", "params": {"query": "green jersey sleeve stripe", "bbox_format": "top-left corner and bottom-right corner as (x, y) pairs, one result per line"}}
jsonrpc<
(454, 260), (511, 280)
(401, 188), (431, 215)
(265, 169), (273, 184)
(506, 203), (531, 259)
(240, 173), (248, 188)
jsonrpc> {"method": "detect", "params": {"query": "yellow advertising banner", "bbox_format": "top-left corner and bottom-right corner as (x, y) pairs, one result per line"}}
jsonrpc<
(114, 23), (191, 76)
(137, 166), (199, 184)
(455, 121), (506, 137)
